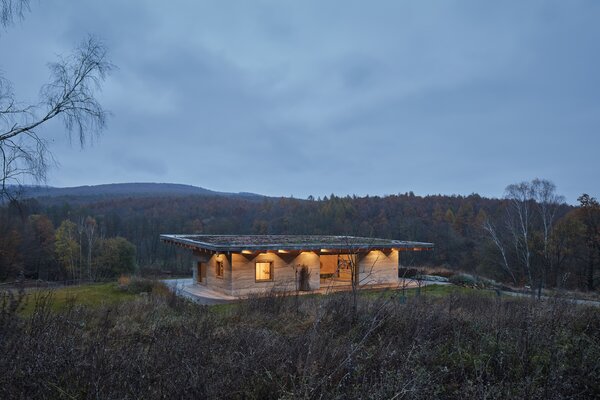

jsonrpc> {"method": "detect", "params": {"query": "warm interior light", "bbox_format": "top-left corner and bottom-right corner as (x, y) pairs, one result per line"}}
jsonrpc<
(241, 250), (253, 254)
(277, 250), (289, 254)
(255, 262), (272, 280)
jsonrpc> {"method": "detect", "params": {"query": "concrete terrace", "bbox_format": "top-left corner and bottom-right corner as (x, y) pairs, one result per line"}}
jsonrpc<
(163, 278), (447, 304)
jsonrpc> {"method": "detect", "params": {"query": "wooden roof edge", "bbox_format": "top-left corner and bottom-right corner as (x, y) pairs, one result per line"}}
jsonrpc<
(160, 234), (434, 253)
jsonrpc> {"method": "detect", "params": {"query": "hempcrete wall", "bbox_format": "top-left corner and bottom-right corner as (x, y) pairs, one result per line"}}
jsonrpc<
(191, 253), (233, 294)
(230, 251), (321, 296)
(358, 250), (399, 285)
(193, 249), (399, 296)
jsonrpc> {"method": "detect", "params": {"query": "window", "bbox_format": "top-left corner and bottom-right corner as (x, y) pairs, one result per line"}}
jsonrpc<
(216, 260), (224, 278)
(255, 261), (273, 281)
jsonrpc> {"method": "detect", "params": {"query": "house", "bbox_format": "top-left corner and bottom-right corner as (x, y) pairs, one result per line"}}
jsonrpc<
(160, 234), (434, 296)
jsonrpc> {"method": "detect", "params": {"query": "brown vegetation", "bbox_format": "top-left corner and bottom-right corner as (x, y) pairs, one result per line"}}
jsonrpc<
(0, 284), (598, 399)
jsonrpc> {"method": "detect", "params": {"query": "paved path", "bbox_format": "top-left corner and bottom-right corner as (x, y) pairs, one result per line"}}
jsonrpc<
(499, 289), (600, 307)
(163, 278), (600, 308)
(162, 279), (237, 305)
(163, 278), (448, 304)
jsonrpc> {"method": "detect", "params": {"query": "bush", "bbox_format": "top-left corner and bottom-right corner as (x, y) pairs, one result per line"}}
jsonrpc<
(298, 264), (311, 291)
(117, 275), (165, 295)
(398, 267), (420, 278)
(96, 237), (136, 278)
(1, 286), (599, 399)
(400, 265), (457, 280)
(419, 265), (456, 278)
(449, 273), (478, 286)
(448, 273), (505, 290)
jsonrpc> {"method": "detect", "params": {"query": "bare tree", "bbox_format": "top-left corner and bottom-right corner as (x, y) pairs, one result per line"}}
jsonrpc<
(505, 182), (535, 290)
(77, 216), (85, 280)
(484, 179), (565, 294)
(84, 216), (97, 280)
(335, 237), (380, 319)
(483, 218), (517, 284)
(531, 179), (565, 292)
(1, 1), (113, 200)
(532, 179), (564, 250)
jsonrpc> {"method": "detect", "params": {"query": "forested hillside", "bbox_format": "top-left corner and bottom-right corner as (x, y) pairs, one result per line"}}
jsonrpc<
(3, 183), (263, 203)
(1, 181), (598, 292)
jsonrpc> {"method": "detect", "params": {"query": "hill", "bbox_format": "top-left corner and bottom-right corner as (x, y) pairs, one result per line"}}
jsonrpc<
(7, 183), (265, 203)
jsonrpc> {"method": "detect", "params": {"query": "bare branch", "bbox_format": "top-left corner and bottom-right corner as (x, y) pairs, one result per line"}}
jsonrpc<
(0, 36), (113, 199)
(0, 0), (29, 28)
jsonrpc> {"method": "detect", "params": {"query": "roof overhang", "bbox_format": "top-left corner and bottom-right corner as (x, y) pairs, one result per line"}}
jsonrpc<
(160, 234), (434, 254)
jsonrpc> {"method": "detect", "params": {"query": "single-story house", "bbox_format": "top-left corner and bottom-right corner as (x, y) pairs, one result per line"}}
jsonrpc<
(160, 234), (434, 296)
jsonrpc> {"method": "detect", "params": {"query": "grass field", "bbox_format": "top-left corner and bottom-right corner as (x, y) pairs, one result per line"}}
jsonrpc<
(16, 282), (139, 315)
(361, 283), (496, 298)
(14, 281), (495, 315)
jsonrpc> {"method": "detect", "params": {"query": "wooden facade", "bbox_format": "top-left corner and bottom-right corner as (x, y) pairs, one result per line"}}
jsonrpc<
(163, 235), (433, 297)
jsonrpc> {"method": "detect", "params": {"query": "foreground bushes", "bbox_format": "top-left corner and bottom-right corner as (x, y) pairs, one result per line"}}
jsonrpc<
(0, 286), (599, 399)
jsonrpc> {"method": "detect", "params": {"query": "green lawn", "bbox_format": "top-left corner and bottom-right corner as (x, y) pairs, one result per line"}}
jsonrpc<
(211, 284), (496, 315)
(18, 282), (137, 315)
(359, 283), (496, 299)
(14, 282), (496, 316)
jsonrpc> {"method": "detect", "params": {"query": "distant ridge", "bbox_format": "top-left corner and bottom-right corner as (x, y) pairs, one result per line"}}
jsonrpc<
(8, 183), (265, 201)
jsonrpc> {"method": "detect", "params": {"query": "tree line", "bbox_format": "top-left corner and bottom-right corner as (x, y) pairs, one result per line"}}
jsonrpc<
(0, 211), (135, 281)
(0, 179), (598, 291)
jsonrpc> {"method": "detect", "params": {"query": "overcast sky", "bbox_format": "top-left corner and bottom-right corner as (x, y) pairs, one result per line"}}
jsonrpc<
(1, 1), (599, 202)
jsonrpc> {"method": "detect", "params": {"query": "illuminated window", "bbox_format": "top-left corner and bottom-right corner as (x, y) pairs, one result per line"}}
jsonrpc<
(216, 260), (224, 278)
(255, 261), (273, 281)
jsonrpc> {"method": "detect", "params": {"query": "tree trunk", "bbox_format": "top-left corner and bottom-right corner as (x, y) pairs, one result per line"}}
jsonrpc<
(587, 253), (595, 291)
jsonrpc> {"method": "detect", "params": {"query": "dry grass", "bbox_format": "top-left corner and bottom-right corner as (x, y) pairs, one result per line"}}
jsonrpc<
(0, 282), (598, 399)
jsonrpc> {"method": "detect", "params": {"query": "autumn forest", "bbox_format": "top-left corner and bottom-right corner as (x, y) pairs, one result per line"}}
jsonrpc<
(1, 179), (598, 293)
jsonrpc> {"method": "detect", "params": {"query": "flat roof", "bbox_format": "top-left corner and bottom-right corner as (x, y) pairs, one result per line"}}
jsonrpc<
(160, 234), (434, 253)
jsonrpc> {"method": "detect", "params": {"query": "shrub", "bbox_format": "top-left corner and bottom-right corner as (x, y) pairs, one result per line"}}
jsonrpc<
(117, 276), (161, 295)
(117, 274), (131, 287)
(400, 266), (457, 280)
(1, 286), (599, 399)
(96, 237), (136, 278)
(398, 267), (420, 278)
(297, 264), (311, 291)
(449, 273), (479, 287)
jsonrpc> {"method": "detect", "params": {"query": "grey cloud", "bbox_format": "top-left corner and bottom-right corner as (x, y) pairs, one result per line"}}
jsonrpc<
(0, 0), (599, 202)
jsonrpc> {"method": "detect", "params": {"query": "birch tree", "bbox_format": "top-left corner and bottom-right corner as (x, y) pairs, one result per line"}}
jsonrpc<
(1, 1), (113, 200)
(483, 218), (517, 284)
(531, 178), (565, 290)
(1, 0), (29, 27)
(84, 216), (96, 280)
(55, 220), (80, 280)
(504, 181), (536, 289)
(483, 179), (565, 293)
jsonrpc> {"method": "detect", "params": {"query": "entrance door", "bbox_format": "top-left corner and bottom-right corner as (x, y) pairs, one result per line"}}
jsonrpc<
(337, 254), (358, 282)
(197, 262), (207, 284)
(319, 254), (357, 282)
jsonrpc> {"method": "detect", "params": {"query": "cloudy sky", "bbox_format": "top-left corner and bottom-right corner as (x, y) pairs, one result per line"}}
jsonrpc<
(1, 1), (599, 202)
